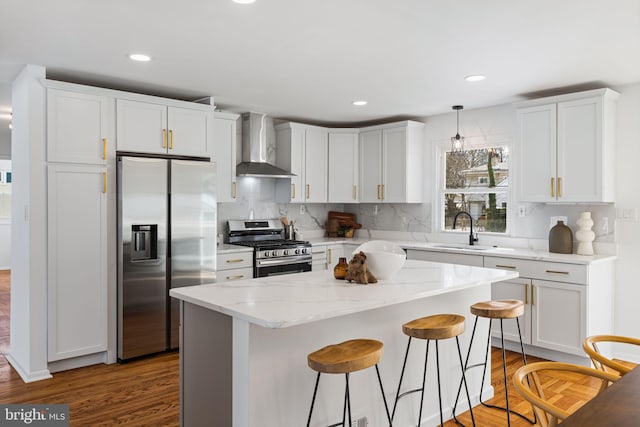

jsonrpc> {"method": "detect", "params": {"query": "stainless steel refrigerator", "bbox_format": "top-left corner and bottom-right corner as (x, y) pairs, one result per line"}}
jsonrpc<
(117, 156), (216, 361)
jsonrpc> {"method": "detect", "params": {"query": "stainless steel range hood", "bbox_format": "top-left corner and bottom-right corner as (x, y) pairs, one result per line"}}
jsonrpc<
(236, 112), (294, 178)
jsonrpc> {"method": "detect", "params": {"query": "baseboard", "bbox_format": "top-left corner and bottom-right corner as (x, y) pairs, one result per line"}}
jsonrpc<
(491, 338), (591, 366)
(5, 353), (52, 383)
(48, 351), (108, 373)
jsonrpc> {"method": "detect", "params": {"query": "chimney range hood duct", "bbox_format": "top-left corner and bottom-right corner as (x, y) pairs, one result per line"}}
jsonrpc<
(236, 112), (294, 178)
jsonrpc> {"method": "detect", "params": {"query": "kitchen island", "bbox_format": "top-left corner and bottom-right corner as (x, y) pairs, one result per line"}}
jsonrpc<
(170, 260), (518, 427)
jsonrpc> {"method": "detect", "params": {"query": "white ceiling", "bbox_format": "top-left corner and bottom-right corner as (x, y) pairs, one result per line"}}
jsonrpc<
(1, 0), (640, 127)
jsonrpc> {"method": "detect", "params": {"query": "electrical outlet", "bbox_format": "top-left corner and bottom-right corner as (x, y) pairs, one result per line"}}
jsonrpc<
(550, 216), (568, 230)
(351, 416), (368, 427)
(518, 205), (526, 218)
(299, 205), (305, 215)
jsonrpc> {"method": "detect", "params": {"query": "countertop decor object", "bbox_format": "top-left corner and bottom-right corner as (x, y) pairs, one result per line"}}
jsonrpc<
(549, 220), (573, 254)
(575, 212), (595, 256)
(353, 240), (406, 280)
(333, 257), (348, 279)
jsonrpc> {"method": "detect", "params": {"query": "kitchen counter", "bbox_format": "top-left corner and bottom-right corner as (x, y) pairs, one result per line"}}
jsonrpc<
(307, 237), (616, 265)
(171, 261), (517, 426)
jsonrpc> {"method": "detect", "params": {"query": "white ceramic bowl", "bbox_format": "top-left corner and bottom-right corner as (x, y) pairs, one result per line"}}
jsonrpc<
(352, 240), (406, 280)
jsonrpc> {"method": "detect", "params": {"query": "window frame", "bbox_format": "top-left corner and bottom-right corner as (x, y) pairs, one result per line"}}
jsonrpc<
(433, 137), (514, 236)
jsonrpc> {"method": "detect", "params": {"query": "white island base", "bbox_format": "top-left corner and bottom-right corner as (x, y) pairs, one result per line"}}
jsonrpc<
(172, 260), (518, 427)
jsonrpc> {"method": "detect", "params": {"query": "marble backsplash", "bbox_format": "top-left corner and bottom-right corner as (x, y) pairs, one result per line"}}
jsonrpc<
(217, 178), (615, 245)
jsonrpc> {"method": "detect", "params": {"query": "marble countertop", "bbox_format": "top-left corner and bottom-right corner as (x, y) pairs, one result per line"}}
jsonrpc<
(170, 260), (518, 329)
(307, 237), (616, 265)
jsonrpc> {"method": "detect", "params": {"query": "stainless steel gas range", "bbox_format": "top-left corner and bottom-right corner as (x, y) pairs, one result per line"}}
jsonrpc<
(227, 219), (312, 278)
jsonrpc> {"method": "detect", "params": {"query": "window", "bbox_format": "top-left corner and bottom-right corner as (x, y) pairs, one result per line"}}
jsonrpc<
(441, 146), (509, 233)
(0, 161), (11, 219)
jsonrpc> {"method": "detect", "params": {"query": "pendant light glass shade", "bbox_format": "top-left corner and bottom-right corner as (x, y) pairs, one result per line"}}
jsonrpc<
(451, 105), (465, 153)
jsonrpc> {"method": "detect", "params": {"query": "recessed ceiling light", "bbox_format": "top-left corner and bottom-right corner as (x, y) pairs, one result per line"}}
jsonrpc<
(232, 0), (256, 4)
(465, 74), (486, 82)
(352, 100), (368, 106)
(128, 53), (152, 62)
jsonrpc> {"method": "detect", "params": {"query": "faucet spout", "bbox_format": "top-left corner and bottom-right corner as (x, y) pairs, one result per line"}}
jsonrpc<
(452, 211), (479, 246)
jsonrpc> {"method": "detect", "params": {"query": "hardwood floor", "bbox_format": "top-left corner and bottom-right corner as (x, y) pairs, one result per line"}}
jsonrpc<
(0, 269), (631, 426)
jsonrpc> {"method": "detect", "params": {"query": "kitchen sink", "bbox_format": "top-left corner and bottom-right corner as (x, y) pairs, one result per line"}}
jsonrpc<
(432, 244), (493, 251)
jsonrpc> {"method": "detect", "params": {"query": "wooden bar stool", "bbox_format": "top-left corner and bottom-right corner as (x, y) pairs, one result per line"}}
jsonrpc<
(452, 299), (535, 427)
(392, 314), (475, 427)
(306, 338), (393, 427)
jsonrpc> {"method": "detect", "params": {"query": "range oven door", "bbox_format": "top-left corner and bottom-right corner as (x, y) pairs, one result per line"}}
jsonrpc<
(255, 258), (312, 278)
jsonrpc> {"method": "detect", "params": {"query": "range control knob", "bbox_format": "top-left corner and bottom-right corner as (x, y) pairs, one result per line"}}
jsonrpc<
(300, 248), (308, 254)
(283, 249), (289, 256)
(272, 251), (278, 257)
(263, 251), (270, 257)
(294, 248), (300, 255)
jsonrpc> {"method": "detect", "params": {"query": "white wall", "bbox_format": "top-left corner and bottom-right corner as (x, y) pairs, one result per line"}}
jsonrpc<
(7, 65), (51, 382)
(612, 82), (640, 362)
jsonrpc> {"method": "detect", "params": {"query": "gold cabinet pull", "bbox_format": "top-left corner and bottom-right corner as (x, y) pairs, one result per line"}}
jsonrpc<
(169, 129), (174, 149)
(232, 181), (237, 198)
(381, 184), (384, 200)
(531, 285), (535, 305)
(103, 172), (107, 193)
(306, 184), (310, 199)
(102, 138), (107, 160)
(495, 264), (516, 269)
(557, 177), (562, 198)
(327, 249), (332, 264)
(226, 275), (245, 280)
(525, 283), (529, 304)
(292, 183), (296, 199)
(225, 259), (245, 263)
(353, 185), (357, 200)
(550, 177), (555, 197)
(162, 129), (167, 149)
(545, 269), (569, 275)
(377, 184), (381, 200)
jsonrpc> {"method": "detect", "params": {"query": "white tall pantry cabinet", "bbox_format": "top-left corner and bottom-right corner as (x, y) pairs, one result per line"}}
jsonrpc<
(214, 112), (240, 203)
(46, 88), (111, 362)
(517, 88), (619, 203)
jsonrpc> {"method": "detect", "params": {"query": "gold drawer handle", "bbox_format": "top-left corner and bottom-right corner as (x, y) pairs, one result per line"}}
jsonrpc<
(557, 177), (562, 198)
(102, 138), (107, 160)
(226, 259), (245, 263)
(232, 181), (237, 198)
(545, 270), (569, 275)
(377, 184), (381, 200)
(381, 184), (384, 200)
(495, 264), (516, 269)
(353, 185), (357, 200)
(226, 275), (245, 280)
(525, 283), (529, 304)
(169, 129), (174, 149)
(550, 177), (555, 197)
(306, 184), (310, 199)
(103, 172), (107, 193)
(292, 183), (296, 199)
(162, 129), (167, 149)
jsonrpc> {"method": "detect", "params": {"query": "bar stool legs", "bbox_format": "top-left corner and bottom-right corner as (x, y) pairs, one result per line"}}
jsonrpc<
(393, 315), (475, 427)
(452, 315), (536, 426)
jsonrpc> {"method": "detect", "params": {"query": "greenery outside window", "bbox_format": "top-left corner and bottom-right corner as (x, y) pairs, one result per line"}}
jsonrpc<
(442, 146), (509, 233)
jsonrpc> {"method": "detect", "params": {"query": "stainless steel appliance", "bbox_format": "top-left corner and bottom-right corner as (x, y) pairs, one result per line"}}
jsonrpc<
(227, 219), (312, 277)
(117, 156), (216, 361)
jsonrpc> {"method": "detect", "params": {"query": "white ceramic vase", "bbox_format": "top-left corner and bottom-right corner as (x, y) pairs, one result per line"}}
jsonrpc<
(575, 212), (595, 255)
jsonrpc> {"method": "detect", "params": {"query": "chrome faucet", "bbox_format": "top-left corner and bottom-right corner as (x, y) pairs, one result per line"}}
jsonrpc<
(452, 211), (479, 246)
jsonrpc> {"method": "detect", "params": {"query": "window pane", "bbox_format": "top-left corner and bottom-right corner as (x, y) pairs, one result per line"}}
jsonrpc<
(444, 193), (507, 233)
(445, 147), (509, 189)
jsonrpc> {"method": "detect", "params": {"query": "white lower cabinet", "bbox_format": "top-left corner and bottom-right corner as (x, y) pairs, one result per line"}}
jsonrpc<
(216, 251), (254, 283)
(311, 243), (344, 271)
(47, 164), (108, 361)
(485, 256), (610, 358)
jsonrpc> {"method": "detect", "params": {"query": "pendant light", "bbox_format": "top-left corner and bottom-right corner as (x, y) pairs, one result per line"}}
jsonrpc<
(451, 105), (465, 153)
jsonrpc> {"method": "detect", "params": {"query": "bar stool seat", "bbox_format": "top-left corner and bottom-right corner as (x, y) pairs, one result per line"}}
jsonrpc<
(306, 339), (392, 427)
(470, 299), (524, 319)
(308, 339), (383, 374)
(393, 314), (475, 427)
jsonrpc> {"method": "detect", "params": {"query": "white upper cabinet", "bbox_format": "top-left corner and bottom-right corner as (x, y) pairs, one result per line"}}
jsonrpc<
(328, 130), (359, 203)
(359, 121), (424, 203)
(47, 89), (113, 164)
(214, 112), (239, 203)
(117, 99), (213, 158)
(275, 123), (328, 203)
(517, 88), (619, 203)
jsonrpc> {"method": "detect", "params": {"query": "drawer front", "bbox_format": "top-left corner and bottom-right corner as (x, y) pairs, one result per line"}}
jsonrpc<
(484, 256), (587, 284)
(215, 267), (254, 282)
(217, 252), (253, 271)
(405, 249), (484, 267)
(311, 246), (327, 261)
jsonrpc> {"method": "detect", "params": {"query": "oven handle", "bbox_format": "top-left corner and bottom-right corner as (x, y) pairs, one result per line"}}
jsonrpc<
(257, 257), (312, 267)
